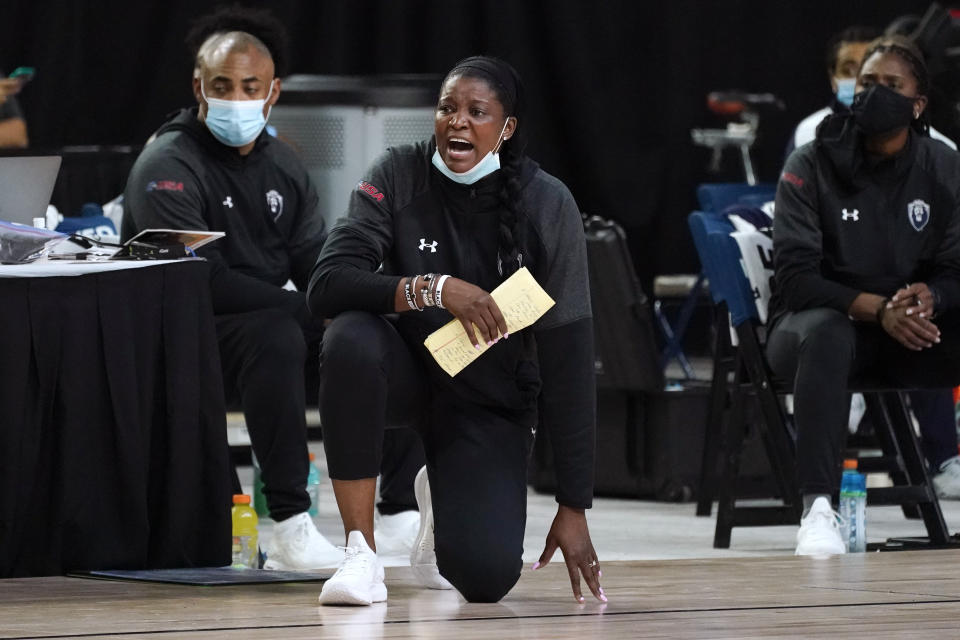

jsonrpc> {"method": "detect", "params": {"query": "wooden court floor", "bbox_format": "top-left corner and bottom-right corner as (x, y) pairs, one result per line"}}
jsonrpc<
(3, 550), (960, 639)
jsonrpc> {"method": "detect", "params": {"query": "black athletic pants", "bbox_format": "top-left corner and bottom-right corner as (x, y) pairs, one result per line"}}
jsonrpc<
(320, 311), (533, 603)
(217, 309), (424, 522)
(766, 308), (960, 496)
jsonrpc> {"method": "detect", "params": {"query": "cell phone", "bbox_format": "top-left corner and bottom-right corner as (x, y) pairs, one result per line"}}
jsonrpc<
(8, 67), (35, 83)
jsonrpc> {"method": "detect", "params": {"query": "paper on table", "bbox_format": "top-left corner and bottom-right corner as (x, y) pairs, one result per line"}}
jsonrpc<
(423, 267), (555, 377)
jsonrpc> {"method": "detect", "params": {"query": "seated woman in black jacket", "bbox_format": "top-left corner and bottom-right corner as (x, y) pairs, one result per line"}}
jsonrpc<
(769, 35), (960, 556)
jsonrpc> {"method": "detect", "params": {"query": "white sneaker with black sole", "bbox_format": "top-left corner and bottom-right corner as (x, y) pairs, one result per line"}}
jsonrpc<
(795, 496), (846, 556)
(264, 511), (344, 570)
(933, 455), (960, 499)
(319, 530), (387, 606)
(410, 466), (453, 590)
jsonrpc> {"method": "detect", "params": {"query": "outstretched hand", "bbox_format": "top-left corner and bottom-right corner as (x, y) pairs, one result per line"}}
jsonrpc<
(534, 505), (606, 603)
(439, 277), (508, 349)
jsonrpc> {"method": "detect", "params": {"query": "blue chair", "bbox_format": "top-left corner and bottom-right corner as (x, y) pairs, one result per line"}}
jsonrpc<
(688, 210), (951, 549)
(655, 183), (776, 380)
(695, 182), (776, 213)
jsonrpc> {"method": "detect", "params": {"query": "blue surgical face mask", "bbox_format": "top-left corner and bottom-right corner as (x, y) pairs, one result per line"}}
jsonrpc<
(431, 119), (511, 185)
(835, 77), (856, 107)
(201, 79), (275, 147)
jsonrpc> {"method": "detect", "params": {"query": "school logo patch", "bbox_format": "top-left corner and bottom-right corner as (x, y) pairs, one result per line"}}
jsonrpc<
(357, 180), (385, 203)
(266, 190), (283, 220)
(146, 180), (184, 192)
(907, 199), (930, 231)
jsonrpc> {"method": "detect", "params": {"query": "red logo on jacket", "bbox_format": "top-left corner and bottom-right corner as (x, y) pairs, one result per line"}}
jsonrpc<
(357, 181), (384, 202)
(146, 180), (184, 192)
(780, 171), (804, 187)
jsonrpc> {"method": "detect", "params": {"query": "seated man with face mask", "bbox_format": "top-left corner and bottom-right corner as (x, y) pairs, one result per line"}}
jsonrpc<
(121, 7), (344, 569)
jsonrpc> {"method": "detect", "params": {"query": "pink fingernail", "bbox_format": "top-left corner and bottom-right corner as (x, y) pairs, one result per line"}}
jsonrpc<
(474, 344), (481, 351)
(598, 570), (602, 577)
(599, 587), (605, 595)
(578, 596), (585, 603)
(503, 332), (510, 338)
(531, 562), (540, 571)
(600, 594), (608, 602)
(486, 340), (493, 346)
(906, 308), (913, 315)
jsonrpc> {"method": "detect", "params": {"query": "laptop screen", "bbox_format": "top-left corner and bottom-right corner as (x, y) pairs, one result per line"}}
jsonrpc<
(0, 156), (62, 226)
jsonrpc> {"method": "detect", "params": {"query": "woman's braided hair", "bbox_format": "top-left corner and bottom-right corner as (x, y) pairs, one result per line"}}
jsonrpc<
(860, 35), (931, 135)
(443, 56), (527, 280)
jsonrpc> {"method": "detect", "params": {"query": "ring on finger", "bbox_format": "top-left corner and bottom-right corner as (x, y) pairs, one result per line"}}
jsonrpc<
(588, 560), (598, 568)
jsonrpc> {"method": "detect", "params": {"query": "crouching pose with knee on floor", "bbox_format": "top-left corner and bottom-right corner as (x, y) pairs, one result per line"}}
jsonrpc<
(768, 36), (960, 556)
(307, 56), (604, 605)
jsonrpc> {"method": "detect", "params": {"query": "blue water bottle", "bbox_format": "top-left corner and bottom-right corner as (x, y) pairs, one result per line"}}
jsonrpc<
(307, 452), (321, 518)
(839, 459), (867, 552)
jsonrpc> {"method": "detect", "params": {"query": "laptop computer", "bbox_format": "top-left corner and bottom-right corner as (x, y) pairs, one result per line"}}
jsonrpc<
(0, 156), (62, 226)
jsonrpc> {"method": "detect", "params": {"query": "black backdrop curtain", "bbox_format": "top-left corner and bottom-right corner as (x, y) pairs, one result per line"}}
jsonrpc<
(0, 0), (936, 282)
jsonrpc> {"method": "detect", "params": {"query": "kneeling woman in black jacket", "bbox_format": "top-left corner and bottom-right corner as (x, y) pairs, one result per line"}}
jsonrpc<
(308, 56), (603, 606)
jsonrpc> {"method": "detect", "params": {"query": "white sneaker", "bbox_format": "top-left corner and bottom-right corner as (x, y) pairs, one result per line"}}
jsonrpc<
(933, 456), (960, 499)
(795, 497), (846, 556)
(319, 530), (387, 606)
(374, 510), (420, 557)
(410, 466), (453, 590)
(264, 512), (344, 570)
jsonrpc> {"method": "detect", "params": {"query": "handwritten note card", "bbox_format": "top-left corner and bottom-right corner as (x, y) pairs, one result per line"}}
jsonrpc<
(423, 267), (555, 377)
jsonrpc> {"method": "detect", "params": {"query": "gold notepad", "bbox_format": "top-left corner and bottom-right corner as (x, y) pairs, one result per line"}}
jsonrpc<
(423, 267), (555, 377)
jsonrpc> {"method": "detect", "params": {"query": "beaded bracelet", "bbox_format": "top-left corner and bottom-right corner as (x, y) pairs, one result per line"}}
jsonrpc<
(420, 273), (436, 308)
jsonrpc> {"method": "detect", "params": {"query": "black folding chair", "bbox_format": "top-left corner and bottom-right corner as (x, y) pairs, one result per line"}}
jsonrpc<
(689, 210), (952, 550)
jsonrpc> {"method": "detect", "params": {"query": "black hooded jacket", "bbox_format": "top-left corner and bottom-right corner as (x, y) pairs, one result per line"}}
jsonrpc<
(770, 112), (960, 325)
(122, 108), (326, 316)
(308, 140), (596, 509)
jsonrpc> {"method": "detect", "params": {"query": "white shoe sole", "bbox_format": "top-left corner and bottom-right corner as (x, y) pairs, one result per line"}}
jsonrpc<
(319, 580), (387, 606)
(411, 467), (453, 590)
(263, 551), (344, 571)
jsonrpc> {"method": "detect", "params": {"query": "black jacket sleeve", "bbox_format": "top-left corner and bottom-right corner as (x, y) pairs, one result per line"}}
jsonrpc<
(123, 146), (305, 316)
(536, 318), (596, 509)
(773, 149), (861, 313)
(308, 150), (404, 317)
(925, 179), (960, 311)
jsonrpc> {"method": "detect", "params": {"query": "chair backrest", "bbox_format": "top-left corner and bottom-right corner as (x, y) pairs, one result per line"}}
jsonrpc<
(696, 182), (776, 213)
(687, 210), (759, 327)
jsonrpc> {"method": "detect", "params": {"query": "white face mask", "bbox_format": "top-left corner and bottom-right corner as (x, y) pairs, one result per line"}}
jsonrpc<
(201, 79), (275, 147)
(431, 119), (511, 185)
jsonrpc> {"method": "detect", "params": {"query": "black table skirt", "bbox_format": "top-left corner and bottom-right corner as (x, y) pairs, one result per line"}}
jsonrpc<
(0, 261), (232, 577)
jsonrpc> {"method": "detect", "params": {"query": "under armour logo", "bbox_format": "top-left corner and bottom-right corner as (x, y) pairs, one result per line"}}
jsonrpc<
(418, 238), (438, 253)
(841, 208), (859, 221)
(223, 196), (234, 208)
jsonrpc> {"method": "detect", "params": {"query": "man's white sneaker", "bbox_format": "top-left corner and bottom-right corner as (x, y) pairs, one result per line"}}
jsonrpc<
(933, 456), (960, 499)
(410, 466), (453, 590)
(795, 496), (846, 556)
(264, 512), (344, 570)
(374, 510), (420, 557)
(319, 530), (387, 606)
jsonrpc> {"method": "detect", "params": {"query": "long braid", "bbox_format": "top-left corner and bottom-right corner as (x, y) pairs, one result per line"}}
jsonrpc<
(497, 137), (525, 279)
(444, 56), (527, 281)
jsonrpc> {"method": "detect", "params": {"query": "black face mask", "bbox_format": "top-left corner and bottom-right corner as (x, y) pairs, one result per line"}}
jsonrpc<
(851, 84), (917, 136)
